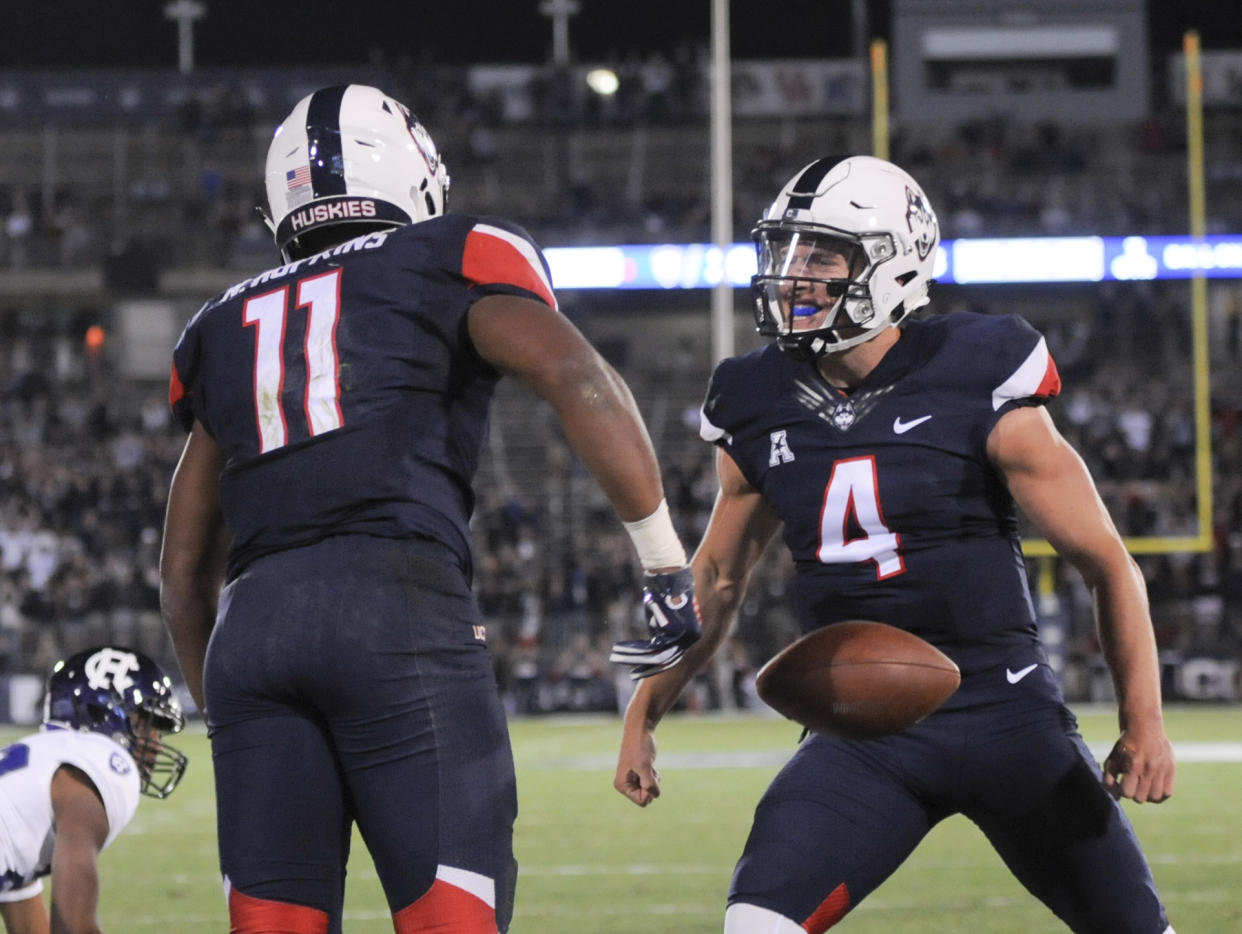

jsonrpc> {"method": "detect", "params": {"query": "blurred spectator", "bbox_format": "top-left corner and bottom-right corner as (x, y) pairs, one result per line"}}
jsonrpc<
(4, 189), (33, 268)
(2, 76), (1242, 708)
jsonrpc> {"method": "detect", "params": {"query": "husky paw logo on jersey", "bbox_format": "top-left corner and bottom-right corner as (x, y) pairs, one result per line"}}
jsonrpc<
(85, 648), (140, 693)
(794, 379), (893, 434)
(905, 186), (937, 261)
(831, 402), (856, 430)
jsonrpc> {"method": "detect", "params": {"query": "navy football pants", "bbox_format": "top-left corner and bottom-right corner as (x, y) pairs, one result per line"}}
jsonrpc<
(730, 650), (1171, 933)
(205, 535), (517, 933)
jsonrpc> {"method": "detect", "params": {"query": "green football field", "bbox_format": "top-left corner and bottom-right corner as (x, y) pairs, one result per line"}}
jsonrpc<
(5, 704), (1239, 932)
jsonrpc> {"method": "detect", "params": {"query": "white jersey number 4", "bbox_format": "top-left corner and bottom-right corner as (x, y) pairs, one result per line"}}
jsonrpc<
(816, 456), (905, 579)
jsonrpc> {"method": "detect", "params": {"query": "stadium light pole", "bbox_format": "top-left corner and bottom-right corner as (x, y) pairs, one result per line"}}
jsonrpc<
(710, 0), (734, 363)
(538, 0), (580, 67)
(164, 0), (206, 75)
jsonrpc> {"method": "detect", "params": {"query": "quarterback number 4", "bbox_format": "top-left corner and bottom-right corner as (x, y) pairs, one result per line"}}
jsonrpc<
(817, 456), (905, 579)
(243, 268), (345, 453)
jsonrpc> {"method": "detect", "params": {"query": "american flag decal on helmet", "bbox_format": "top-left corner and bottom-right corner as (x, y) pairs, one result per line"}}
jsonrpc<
(286, 166), (312, 189)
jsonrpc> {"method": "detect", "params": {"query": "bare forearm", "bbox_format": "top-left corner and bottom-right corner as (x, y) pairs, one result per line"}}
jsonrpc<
(625, 558), (747, 728)
(49, 906), (102, 934)
(1089, 553), (1164, 727)
(50, 858), (102, 934)
(160, 585), (216, 710)
(467, 296), (666, 523)
(160, 423), (228, 709)
(540, 356), (665, 522)
(1, 896), (51, 934)
(160, 538), (226, 712)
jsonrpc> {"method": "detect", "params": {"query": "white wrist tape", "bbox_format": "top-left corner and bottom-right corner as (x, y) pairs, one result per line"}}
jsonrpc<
(623, 499), (687, 571)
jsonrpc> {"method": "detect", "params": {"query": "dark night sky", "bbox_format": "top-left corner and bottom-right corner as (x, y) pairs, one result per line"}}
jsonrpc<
(2, 2), (1240, 70)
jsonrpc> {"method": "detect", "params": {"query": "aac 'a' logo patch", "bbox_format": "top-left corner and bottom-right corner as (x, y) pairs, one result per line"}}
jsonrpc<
(769, 430), (795, 466)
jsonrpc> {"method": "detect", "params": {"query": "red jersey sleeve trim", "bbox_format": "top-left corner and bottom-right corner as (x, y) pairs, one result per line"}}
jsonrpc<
(991, 335), (1061, 411)
(462, 223), (557, 310)
(169, 361), (186, 410)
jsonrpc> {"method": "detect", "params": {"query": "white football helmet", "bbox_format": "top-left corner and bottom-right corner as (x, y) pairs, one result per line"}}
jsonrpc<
(751, 155), (939, 358)
(264, 84), (450, 261)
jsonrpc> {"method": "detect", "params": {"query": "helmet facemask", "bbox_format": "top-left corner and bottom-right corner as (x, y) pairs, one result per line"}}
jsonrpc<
(127, 706), (188, 800)
(752, 226), (899, 358)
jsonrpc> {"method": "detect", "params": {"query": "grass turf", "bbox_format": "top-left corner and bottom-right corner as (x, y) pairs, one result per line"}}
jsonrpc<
(2, 704), (1237, 932)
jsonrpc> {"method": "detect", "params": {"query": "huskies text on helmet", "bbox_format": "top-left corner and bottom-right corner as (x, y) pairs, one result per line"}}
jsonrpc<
(751, 155), (940, 359)
(43, 645), (189, 799)
(264, 84), (451, 261)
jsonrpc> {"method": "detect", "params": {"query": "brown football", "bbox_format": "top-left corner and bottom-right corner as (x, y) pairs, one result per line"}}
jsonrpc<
(755, 621), (961, 739)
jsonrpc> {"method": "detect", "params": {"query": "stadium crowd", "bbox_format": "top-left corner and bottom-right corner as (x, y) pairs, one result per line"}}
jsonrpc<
(2, 68), (1242, 714)
(2, 273), (1241, 716)
(5, 74), (1242, 267)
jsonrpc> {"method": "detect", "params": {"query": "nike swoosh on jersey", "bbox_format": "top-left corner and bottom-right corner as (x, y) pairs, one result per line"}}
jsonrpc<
(1006, 663), (1038, 684)
(892, 415), (933, 434)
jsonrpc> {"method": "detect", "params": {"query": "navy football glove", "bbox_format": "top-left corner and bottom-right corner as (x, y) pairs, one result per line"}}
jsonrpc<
(609, 567), (701, 680)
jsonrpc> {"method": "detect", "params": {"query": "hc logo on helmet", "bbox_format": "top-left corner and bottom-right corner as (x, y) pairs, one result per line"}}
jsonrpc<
(84, 647), (141, 694)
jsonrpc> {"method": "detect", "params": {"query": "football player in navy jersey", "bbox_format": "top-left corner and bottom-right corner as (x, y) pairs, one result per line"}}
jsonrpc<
(158, 85), (699, 934)
(614, 156), (1176, 933)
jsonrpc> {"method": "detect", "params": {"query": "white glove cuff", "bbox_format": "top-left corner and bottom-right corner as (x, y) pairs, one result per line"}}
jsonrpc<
(623, 499), (688, 571)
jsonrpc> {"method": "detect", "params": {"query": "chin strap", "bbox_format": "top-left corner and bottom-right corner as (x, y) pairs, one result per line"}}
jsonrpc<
(255, 203), (276, 237)
(778, 302), (912, 360)
(779, 333), (832, 361)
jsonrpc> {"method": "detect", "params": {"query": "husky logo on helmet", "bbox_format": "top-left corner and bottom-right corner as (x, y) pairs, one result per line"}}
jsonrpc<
(404, 110), (442, 176)
(905, 187), (937, 262)
(263, 84), (451, 262)
(751, 155), (939, 359)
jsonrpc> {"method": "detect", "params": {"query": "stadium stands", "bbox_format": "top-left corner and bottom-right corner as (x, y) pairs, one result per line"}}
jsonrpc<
(2, 61), (1240, 716)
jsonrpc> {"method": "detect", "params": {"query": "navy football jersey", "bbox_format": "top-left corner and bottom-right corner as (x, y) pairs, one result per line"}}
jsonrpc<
(700, 312), (1062, 673)
(169, 214), (558, 580)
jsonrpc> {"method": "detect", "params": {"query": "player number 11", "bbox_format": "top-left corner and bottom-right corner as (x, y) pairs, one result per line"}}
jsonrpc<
(242, 268), (345, 454)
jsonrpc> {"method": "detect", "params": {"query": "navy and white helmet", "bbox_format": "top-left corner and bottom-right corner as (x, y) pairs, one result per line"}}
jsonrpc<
(43, 645), (188, 799)
(752, 155), (939, 358)
(264, 84), (450, 261)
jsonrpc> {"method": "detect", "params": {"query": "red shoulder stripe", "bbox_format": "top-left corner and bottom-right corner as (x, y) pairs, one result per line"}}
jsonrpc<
(168, 361), (186, 410)
(462, 224), (557, 310)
